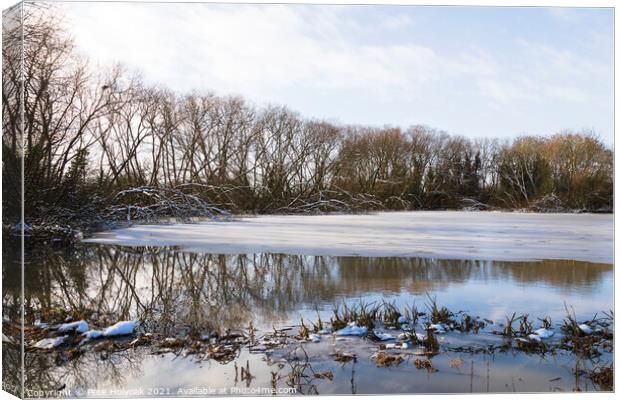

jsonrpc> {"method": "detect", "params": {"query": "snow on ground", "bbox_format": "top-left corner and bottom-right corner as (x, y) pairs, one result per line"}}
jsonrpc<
(83, 211), (613, 263)
(83, 321), (136, 340)
(33, 336), (67, 349)
(57, 320), (89, 333)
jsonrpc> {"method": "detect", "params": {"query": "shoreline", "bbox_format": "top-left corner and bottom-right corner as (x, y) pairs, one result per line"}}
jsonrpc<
(4, 207), (613, 244)
(5, 298), (613, 394)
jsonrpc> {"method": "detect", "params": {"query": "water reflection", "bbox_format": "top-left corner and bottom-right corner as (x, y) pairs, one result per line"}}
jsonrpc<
(2, 245), (612, 332)
(1, 244), (613, 395)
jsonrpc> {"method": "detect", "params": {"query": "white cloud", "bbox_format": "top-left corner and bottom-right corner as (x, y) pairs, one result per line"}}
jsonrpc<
(377, 13), (415, 30)
(547, 7), (584, 23)
(57, 2), (612, 142)
(516, 38), (608, 80)
(62, 3), (494, 96)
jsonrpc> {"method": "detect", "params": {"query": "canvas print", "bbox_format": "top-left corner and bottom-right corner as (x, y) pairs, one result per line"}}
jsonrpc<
(1, 1), (614, 397)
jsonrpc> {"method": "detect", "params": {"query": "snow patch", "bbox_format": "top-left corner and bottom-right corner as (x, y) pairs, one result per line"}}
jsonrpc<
(578, 324), (593, 335)
(33, 336), (67, 349)
(534, 328), (554, 339)
(83, 330), (104, 340)
(373, 331), (395, 341)
(82, 321), (136, 341)
(527, 334), (542, 343)
(308, 333), (321, 343)
(103, 321), (136, 336)
(429, 323), (447, 334)
(58, 320), (89, 333)
(335, 323), (368, 336)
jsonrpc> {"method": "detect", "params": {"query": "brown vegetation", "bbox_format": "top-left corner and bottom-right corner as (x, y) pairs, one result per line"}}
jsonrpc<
(2, 8), (613, 237)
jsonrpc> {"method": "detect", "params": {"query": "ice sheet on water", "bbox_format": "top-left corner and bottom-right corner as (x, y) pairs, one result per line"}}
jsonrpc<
(83, 212), (613, 263)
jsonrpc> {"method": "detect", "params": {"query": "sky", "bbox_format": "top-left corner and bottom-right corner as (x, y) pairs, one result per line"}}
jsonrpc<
(57, 2), (614, 144)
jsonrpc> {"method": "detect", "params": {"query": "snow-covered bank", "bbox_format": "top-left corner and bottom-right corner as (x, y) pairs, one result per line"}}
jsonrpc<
(83, 211), (613, 263)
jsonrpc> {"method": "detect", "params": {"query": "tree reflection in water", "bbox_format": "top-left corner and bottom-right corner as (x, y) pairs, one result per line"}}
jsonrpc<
(1, 244), (613, 395)
(3, 244), (612, 334)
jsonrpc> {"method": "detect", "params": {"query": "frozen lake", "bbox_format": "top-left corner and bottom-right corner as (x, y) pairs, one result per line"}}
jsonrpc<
(4, 211), (613, 395)
(85, 211), (614, 263)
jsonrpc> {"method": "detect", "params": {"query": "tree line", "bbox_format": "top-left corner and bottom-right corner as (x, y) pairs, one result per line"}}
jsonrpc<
(2, 8), (613, 231)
